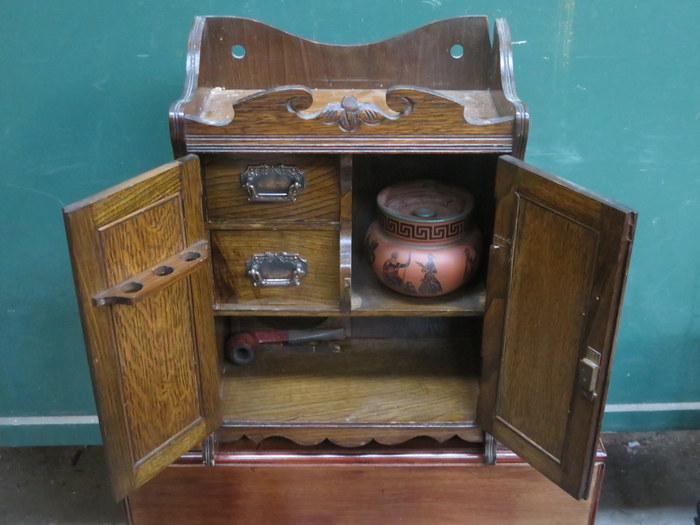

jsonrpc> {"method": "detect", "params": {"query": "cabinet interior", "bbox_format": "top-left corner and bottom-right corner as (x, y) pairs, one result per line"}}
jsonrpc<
(203, 152), (499, 446)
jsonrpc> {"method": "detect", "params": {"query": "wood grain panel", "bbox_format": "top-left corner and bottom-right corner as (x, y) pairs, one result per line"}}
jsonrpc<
(100, 196), (184, 284)
(90, 166), (182, 229)
(127, 457), (604, 525)
(211, 229), (339, 310)
(100, 197), (201, 461)
(496, 197), (597, 461)
(111, 283), (201, 462)
(204, 154), (339, 224)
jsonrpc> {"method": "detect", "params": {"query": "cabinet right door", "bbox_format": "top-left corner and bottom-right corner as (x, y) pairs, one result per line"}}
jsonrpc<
(477, 155), (636, 499)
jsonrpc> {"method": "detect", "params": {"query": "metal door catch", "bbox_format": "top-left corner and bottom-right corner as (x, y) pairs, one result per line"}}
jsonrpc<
(578, 347), (601, 399)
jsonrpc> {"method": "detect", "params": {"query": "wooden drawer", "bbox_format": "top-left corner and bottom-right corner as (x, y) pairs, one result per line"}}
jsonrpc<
(211, 229), (339, 312)
(203, 154), (340, 225)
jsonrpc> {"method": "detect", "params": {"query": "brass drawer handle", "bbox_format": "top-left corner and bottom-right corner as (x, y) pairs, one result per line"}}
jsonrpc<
(246, 252), (308, 287)
(240, 165), (306, 202)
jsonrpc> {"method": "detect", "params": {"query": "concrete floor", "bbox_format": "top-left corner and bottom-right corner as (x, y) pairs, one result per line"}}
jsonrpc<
(0, 431), (698, 524)
(596, 431), (700, 524)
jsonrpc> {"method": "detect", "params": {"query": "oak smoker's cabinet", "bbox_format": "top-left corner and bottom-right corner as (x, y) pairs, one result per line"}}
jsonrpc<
(64, 17), (635, 524)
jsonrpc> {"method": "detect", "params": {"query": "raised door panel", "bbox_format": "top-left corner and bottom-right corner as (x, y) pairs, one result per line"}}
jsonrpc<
(63, 155), (220, 499)
(477, 156), (635, 499)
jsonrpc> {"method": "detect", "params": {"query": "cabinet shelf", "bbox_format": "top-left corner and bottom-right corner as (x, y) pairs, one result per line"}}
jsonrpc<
(220, 338), (481, 446)
(350, 254), (486, 316)
(212, 261), (486, 317)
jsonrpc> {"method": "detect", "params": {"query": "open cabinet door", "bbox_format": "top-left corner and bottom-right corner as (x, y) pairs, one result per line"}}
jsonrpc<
(63, 155), (220, 500)
(477, 156), (636, 499)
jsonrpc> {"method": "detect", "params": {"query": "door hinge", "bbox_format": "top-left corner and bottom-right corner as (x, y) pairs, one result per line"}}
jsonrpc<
(578, 347), (601, 400)
(204, 433), (217, 466)
(627, 219), (636, 242)
(484, 432), (497, 465)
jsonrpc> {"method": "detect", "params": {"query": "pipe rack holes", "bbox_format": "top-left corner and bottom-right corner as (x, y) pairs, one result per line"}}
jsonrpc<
(122, 281), (143, 294)
(153, 265), (174, 276)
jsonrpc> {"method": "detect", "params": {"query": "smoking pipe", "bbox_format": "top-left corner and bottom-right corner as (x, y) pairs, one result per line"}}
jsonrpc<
(226, 328), (346, 365)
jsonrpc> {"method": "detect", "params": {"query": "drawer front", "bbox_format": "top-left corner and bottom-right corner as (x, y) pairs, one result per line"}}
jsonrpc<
(204, 154), (340, 224)
(211, 230), (339, 310)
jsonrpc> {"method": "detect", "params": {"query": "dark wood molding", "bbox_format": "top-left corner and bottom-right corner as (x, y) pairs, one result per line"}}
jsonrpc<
(491, 18), (529, 159)
(169, 16), (206, 158)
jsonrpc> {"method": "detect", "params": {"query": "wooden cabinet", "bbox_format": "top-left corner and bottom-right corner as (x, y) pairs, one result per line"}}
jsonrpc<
(63, 16), (635, 522)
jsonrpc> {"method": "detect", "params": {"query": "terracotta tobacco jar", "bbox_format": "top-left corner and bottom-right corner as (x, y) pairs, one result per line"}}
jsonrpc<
(365, 180), (482, 297)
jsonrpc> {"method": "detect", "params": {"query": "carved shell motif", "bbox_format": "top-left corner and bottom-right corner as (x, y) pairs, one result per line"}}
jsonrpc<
(289, 94), (413, 132)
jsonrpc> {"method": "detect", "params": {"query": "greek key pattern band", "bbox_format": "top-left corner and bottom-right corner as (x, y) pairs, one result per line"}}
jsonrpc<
(378, 212), (465, 242)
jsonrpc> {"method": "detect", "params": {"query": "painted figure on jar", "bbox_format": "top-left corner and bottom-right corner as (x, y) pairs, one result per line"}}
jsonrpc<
(417, 253), (442, 295)
(382, 251), (411, 288)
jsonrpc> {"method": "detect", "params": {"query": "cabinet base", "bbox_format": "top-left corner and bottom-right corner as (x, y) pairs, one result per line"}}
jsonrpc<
(126, 447), (603, 525)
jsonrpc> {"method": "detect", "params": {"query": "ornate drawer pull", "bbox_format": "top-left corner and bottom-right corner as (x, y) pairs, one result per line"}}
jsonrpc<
(240, 165), (306, 202)
(246, 252), (308, 287)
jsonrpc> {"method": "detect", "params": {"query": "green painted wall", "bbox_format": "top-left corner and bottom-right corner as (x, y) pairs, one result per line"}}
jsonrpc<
(1, 0), (698, 445)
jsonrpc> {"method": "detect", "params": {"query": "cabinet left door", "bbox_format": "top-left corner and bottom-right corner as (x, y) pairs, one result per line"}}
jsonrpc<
(63, 155), (220, 500)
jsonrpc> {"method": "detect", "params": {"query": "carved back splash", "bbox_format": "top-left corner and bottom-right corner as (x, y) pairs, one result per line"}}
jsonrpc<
(170, 16), (528, 155)
(197, 16), (492, 90)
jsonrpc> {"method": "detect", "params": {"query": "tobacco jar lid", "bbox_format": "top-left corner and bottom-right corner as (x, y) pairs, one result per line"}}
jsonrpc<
(376, 180), (474, 223)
